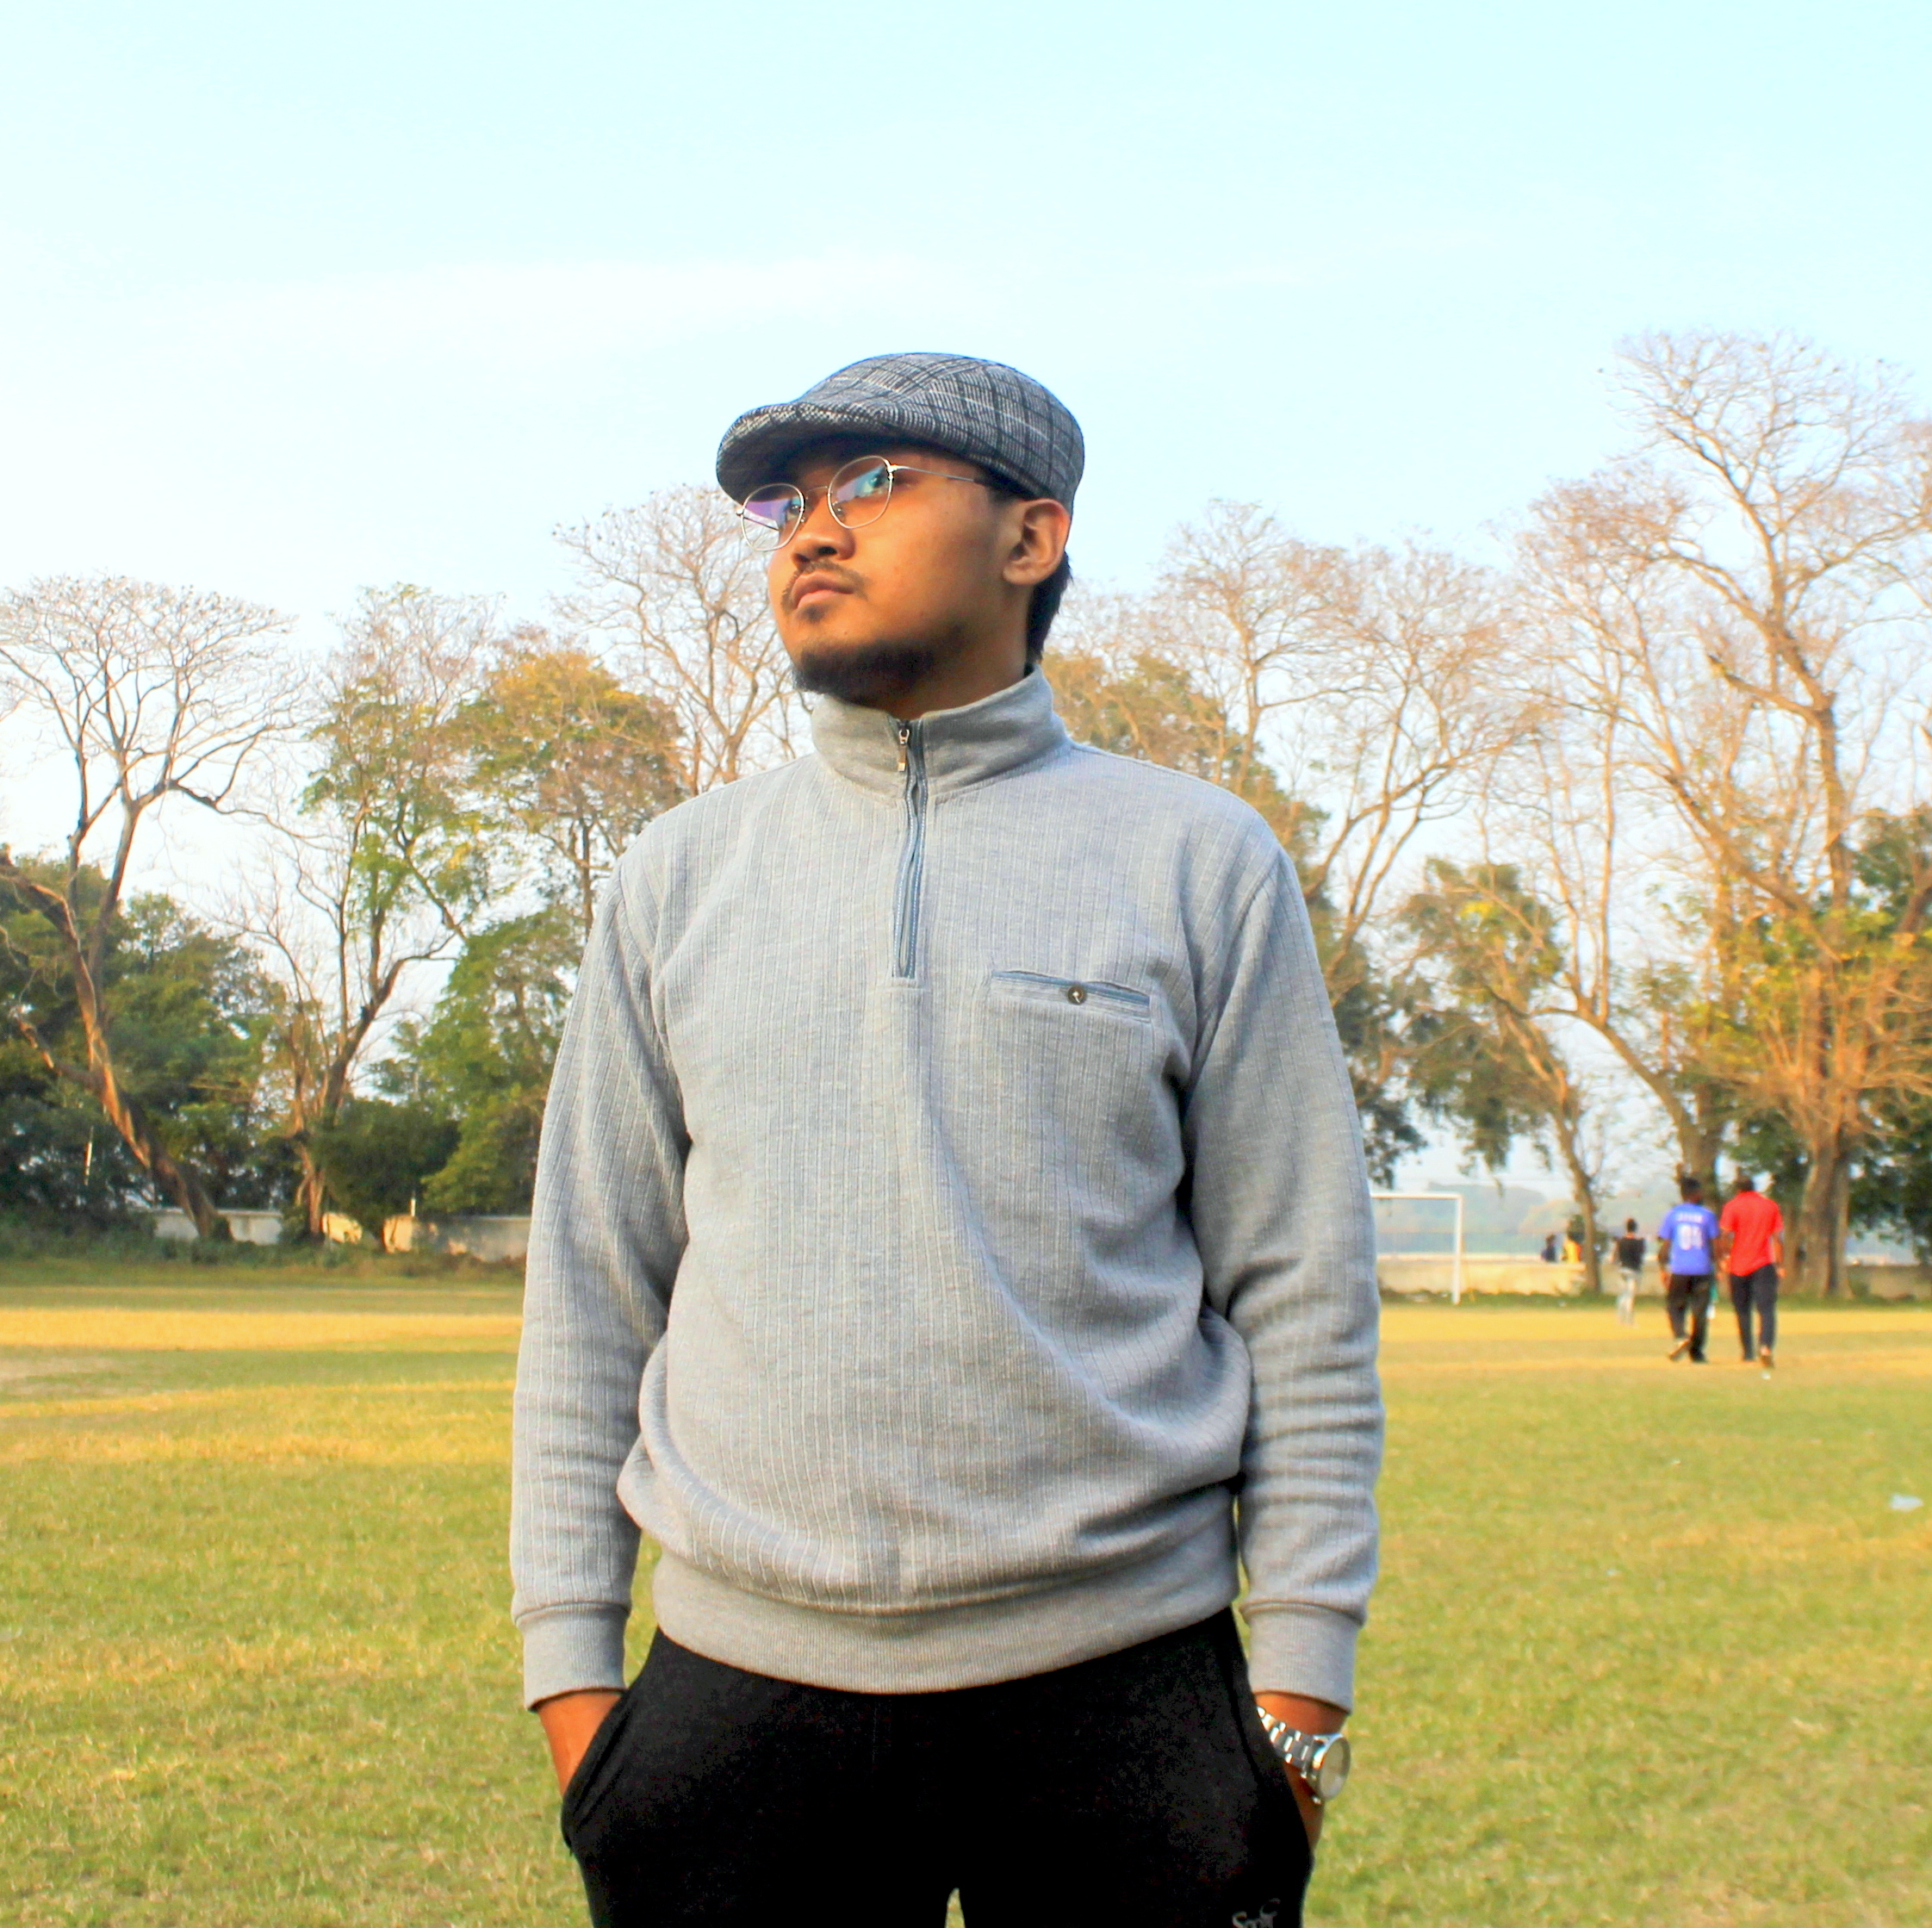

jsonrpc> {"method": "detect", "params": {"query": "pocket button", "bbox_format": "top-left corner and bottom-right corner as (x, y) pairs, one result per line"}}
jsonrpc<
(1065, 984), (1088, 1004)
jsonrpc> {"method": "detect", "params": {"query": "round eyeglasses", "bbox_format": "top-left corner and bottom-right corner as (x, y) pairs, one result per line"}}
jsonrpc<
(737, 456), (1003, 551)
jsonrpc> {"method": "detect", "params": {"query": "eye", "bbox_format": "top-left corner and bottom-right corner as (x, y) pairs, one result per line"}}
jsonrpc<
(832, 459), (892, 507)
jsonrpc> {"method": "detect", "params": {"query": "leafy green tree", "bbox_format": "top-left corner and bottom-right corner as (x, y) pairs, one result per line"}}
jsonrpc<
(1402, 860), (1610, 1290)
(381, 908), (575, 1214)
(245, 586), (497, 1236)
(307, 1098), (458, 1240)
(1, 866), (282, 1224)
(458, 631), (684, 936)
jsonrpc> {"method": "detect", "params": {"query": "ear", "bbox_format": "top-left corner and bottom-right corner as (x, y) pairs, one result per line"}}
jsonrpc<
(1000, 498), (1072, 589)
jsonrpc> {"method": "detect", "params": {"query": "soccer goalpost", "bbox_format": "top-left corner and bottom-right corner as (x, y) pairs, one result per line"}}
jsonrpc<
(1370, 1191), (1467, 1305)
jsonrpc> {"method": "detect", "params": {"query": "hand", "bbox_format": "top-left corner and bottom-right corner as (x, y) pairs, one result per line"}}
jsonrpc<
(1254, 1691), (1347, 1850)
(536, 1689), (623, 1796)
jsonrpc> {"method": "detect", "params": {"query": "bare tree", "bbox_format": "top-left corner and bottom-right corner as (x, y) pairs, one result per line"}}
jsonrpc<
(0, 575), (294, 1235)
(1516, 331), (1932, 1291)
(1486, 687), (1737, 1196)
(1075, 506), (1533, 1004)
(556, 487), (799, 793)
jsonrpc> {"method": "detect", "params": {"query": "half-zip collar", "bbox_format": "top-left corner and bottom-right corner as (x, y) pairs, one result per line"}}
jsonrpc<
(811, 669), (1072, 800)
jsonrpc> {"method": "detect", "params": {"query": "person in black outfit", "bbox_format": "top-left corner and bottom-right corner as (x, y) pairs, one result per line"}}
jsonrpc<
(1612, 1219), (1645, 1327)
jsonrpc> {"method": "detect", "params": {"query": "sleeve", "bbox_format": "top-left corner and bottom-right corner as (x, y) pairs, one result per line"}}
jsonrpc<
(1184, 849), (1384, 1710)
(510, 864), (689, 1707)
(1719, 1199), (1738, 1235)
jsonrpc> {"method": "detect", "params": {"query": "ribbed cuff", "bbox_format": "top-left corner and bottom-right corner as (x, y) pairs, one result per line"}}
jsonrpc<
(1240, 1601), (1359, 1710)
(519, 1605), (631, 1708)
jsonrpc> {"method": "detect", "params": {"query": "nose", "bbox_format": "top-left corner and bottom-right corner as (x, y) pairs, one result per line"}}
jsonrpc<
(785, 484), (854, 563)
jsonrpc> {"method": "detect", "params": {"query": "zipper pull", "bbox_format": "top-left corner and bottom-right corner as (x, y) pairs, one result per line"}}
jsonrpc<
(896, 722), (910, 774)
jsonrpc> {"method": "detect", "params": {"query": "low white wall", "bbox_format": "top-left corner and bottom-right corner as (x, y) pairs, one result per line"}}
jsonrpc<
(383, 1214), (531, 1263)
(1381, 1254), (1928, 1299)
(151, 1208), (283, 1245)
(1379, 1254), (1597, 1297)
(1848, 1260), (1931, 1300)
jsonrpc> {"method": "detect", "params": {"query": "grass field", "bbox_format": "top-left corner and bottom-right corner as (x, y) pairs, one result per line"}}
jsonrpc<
(2, 1272), (1928, 1926)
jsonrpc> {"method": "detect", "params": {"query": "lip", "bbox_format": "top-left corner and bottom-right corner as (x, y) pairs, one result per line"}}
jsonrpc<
(790, 574), (852, 612)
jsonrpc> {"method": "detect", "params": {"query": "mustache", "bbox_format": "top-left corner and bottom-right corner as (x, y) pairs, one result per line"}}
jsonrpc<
(783, 563), (863, 610)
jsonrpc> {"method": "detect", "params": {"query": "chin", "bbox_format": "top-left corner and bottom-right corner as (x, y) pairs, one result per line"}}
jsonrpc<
(792, 637), (941, 704)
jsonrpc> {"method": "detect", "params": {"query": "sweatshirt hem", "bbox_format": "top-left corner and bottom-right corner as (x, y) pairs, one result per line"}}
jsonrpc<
(650, 1528), (1239, 1693)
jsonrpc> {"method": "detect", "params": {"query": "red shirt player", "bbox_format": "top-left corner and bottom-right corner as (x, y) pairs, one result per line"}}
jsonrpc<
(1719, 1174), (1784, 1371)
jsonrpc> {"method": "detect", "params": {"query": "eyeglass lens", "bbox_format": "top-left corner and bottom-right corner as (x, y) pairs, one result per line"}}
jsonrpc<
(740, 457), (896, 548)
(741, 485), (803, 545)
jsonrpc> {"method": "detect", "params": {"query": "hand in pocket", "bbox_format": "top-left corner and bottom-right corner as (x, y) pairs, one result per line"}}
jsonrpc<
(537, 1689), (624, 1796)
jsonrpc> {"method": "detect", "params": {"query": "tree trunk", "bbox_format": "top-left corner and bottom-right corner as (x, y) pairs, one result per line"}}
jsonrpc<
(294, 1139), (328, 1240)
(1792, 1137), (1851, 1297)
(54, 980), (227, 1238)
(1551, 1120), (1605, 1295)
(1672, 1126), (1725, 1204)
(1576, 1189), (1604, 1295)
(91, 1054), (227, 1238)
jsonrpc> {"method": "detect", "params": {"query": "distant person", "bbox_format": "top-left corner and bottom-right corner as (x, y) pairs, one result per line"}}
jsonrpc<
(1612, 1219), (1646, 1327)
(1719, 1172), (1784, 1372)
(1562, 1231), (1582, 1264)
(1540, 1232), (1559, 1263)
(1656, 1178), (1720, 1362)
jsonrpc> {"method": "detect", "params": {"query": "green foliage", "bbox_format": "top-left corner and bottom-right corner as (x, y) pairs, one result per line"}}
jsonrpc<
(381, 908), (577, 1214)
(302, 586), (498, 942)
(308, 1098), (460, 1240)
(1401, 860), (1564, 1171)
(1329, 969), (1423, 1185)
(458, 637), (683, 931)
(0, 865), (283, 1222)
(1851, 1098), (1932, 1255)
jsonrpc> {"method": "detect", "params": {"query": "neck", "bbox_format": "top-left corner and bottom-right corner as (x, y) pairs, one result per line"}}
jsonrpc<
(887, 643), (1028, 719)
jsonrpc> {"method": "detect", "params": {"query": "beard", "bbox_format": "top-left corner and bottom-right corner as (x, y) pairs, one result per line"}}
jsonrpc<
(790, 637), (942, 706)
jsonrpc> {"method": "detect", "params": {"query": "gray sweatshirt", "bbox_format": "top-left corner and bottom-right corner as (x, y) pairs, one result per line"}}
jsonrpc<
(512, 670), (1382, 1710)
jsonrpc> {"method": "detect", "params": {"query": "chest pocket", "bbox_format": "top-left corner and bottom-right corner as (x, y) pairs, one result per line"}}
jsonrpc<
(979, 968), (1167, 1192)
(987, 970), (1152, 1022)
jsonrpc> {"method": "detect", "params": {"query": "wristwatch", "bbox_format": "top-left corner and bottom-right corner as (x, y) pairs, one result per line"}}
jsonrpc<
(1253, 1708), (1351, 1805)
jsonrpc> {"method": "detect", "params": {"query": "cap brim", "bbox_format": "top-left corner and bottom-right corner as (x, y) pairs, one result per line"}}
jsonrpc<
(716, 398), (1040, 502)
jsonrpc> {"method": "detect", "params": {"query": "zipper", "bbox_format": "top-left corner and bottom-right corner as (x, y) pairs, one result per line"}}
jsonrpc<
(891, 720), (927, 980)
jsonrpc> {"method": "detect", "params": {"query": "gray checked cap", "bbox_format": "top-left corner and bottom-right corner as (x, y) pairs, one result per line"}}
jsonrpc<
(716, 352), (1084, 508)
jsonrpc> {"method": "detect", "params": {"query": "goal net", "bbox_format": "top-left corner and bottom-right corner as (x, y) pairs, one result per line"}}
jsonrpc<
(1370, 1191), (1466, 1303)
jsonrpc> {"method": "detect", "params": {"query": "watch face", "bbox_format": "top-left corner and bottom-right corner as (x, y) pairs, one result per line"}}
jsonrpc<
(1314, 1734), (1351, 1802)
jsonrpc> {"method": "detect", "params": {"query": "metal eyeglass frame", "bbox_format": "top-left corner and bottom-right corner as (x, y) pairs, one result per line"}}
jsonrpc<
(737, 456), (1004, 550)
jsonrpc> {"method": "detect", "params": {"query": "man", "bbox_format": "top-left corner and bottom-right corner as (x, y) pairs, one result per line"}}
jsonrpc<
(1612, 1218), (1646, 1328)
(511, 354), (1383, 1928)
(1719, 1172), (1784, 1371)
(1656, 1178), (1720, 1363)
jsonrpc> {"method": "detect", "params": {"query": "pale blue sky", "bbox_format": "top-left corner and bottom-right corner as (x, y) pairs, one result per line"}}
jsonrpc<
(3, 0), (1928, 635)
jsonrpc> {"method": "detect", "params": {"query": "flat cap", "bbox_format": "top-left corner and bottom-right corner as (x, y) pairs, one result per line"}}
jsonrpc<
(716, 351), (1084, 508)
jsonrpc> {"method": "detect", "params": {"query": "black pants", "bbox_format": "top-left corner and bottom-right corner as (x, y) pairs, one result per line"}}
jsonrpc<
(1666, 1272), (1711, 1359)
(561, 1612), (1313, 1928)
(1730, 1265), (1779, 1358)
